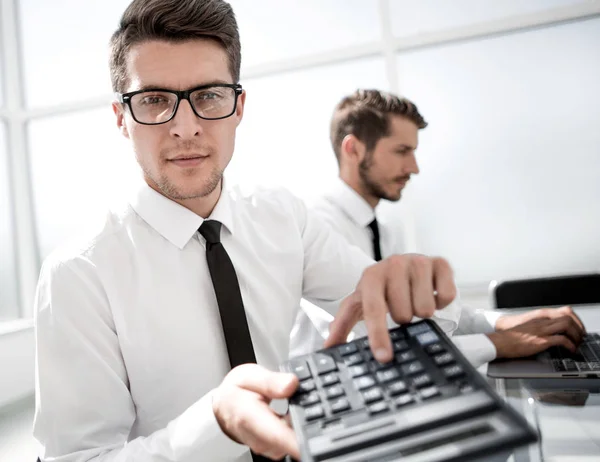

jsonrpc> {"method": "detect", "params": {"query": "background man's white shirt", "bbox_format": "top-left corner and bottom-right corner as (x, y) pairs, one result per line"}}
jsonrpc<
(289, 177), (500, 367)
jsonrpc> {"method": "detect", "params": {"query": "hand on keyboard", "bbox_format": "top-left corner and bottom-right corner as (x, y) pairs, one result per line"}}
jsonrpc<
(488, 314), (585, 358)
(212, 364), (301, 460)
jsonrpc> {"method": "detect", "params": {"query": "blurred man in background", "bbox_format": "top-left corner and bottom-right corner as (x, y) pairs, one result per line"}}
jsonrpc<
(290, 89), (585, 367)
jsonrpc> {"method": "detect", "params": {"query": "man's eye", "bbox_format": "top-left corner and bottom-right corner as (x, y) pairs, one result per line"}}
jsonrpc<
(141, 96), (168, 105)
(197, 92), (218, 100)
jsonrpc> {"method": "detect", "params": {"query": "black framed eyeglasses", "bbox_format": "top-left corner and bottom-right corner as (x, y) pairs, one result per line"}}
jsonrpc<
(115, 83), (243, 125)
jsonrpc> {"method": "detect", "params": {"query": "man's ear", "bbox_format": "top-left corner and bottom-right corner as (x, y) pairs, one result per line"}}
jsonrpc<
(112, 102), (130, 139)
(340, 134), (366, 164)
(234, 89), (246, 127)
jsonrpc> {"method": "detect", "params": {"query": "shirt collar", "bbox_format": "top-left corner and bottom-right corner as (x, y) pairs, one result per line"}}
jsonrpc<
(130, 178), (235, 250)
(325, 177), (376, 228)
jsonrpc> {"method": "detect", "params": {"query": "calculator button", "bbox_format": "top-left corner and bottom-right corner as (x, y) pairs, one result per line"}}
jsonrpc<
(298, 392), (320, 407)
(412, 373), (433, 388)
(343, 353), (364, 367)
(368, 401), (389, 415)
(387, 380), (408, 396)
(325, 385), (345, 399)
(402, 361), (424, 376)
(362, 387), (384, 404)
(444, 364), (465, 379)
(425, 343), (445, 355)
(289, 359), (311, 380)
(394, 394), (415, 407)
(338, 343), (358, 356)
(304, 404), (324, 421)
(321, 373), (340, 387)
(297, 380), (316, 394)
(376, 368), (400, 383)
(393, 340), (409, 352)
(396, 351), (416, 363)
(420, 386), (441, 400)
(354, 376), (376, 390)
(330, 398), (350, 414)
(314, 353), (338, 375)
(349, 364), (370, 378)
(434, 352), (455, 366)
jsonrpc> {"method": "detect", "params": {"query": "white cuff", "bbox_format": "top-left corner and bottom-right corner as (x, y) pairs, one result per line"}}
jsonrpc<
(166, 389), (249, 461)
(451, 334), (497, 369)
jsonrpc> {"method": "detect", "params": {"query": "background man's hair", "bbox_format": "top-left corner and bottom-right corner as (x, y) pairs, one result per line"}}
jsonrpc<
(330, 89), (427, 164)
(109, 0), (240, 93)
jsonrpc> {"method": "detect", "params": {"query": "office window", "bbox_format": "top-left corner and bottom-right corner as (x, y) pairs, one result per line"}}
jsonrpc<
(0, 124), (20, 321)
(394, 18), (600, 284)
(229, 57), (389, 203)
(19, 0), (130, 107)
(390, 0), (588, 38)
(229, 0), (382, 69)
(28, 108), (138, 259)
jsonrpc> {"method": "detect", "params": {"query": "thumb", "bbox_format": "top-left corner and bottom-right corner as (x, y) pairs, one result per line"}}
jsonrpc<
(230, 364), (299, 399)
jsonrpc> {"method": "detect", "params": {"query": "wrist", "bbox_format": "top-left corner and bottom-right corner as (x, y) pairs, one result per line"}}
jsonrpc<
(486, 332), (508, 358)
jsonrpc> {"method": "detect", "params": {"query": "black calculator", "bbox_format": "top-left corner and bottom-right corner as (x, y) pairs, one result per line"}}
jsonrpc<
(280, 319), (538, 462)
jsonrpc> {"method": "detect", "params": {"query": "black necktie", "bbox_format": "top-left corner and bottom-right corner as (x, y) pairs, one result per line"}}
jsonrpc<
(367, 219), (383, 262)
(199, 219), (257, 366)
(199, 221), (275, 462)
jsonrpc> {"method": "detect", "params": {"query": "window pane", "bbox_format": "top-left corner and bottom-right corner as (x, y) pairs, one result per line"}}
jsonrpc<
(229, 58), (389, 203)
(28, 108), (138, 258)
(19, 0), (130, 108)
(395, 18), (600, 284)
(0, 124), (20, 321)
(390, 0), (588, 38)
(229, 0), (382, 70)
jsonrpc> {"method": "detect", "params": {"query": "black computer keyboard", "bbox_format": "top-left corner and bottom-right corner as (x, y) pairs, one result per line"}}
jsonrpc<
(281, 319), (538, 462)
(546, 332), (600, 372)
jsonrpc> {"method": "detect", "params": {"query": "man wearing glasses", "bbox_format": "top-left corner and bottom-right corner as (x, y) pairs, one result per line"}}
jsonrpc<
(32, 1), (583, 461)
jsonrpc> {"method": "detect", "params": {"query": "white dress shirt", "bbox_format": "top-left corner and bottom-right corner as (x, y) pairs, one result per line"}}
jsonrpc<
(290, 177), (500, 367)
(34, 181), (374, 462)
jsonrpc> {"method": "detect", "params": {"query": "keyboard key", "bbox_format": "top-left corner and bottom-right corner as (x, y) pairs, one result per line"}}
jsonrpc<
(589, 362), (600, 371)
(376, 368), (400, 383)
(387, 380), (408, 396)
(444, 364), (465, 379)
(362, 387), (384, 403)
(416, 331), (439, 346)
(349, 364), (369, 378)
(304, 404), (324, 421)
(368, 401), (389, 415)
(298, 380), (316, 394)
(370, 360), (394, 372)
(299, 392), (320, 407)
(314, 353), (337, 375)
(420, 386), (440, 400)
(343, 353), (364, 367)
(552, 359), (566, 372)
(289, 359), (312, 380)
(338, 343), (358, 356)
(425, 343), (445, 355)
(321, 372), (340, 386)
(563, 360), (578, 372)
(393, 340), (409, 352)
(577, 362), (591, 371)
(358, 338), (370, 349)
(362, 350), (375, 361)
(434, 352), (455, 366)
(389, 330), (406, 340)
(325, 385), (345, 399)
(407, 323), (431, 337)
(412, 373), (433, 388)
(394, 393), (415, 407)
(402, 361), (424, 376)
(330, 398), (350, 414)
(355, 376), (376, 390)
(396, 351), (416, 363)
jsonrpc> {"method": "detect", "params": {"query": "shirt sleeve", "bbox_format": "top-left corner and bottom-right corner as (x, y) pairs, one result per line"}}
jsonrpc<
(294, 198), (374, 315)
(456, 304), (504, 335)
(34, 255), (248, 462)
(451, 334), (497, 369)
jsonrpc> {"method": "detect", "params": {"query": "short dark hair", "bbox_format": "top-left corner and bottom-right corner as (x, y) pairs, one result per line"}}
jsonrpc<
(109, 0), (241, 93)
(330, 89), (428, 164)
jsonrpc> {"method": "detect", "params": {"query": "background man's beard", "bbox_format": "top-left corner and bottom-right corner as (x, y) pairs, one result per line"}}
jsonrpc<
(359, 156), (400, 202)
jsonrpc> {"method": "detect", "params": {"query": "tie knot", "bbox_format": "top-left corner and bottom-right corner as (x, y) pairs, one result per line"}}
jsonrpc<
(199, 220), (222, 244)
(368, 218), (379, 234)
